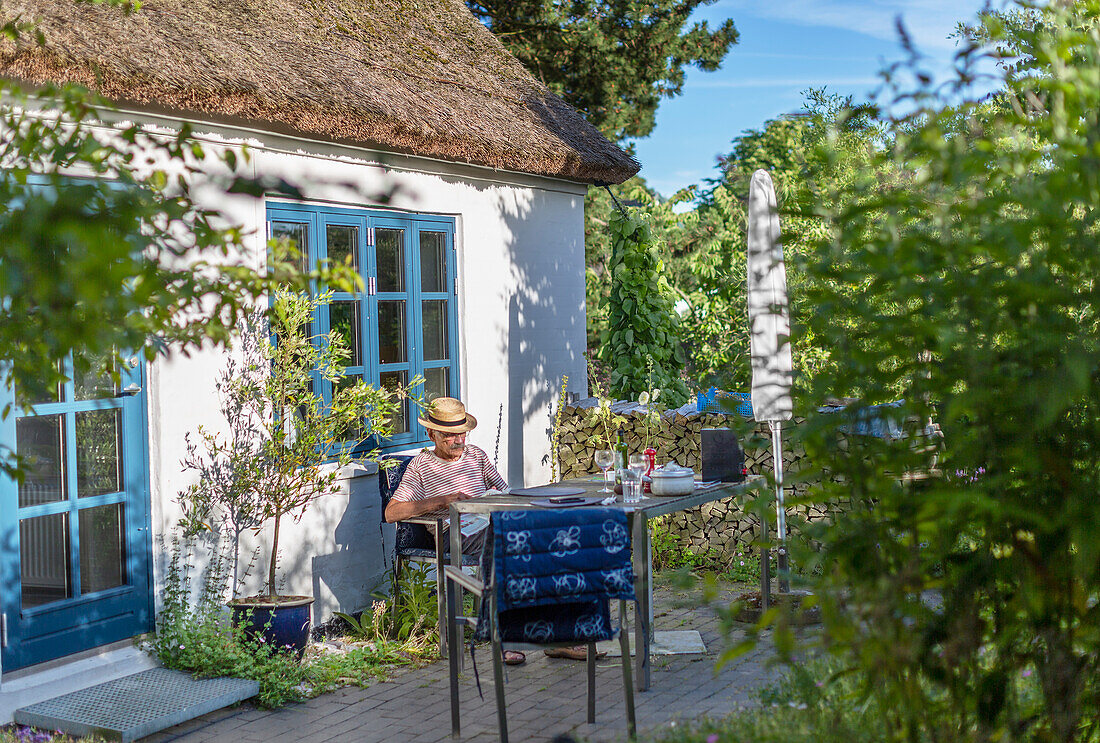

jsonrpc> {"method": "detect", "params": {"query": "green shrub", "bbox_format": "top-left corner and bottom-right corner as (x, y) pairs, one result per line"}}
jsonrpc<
(650, 517), (719, 573)
(335, 561), (444, 650)
(597, 209), (690, 406)
(149, 535), (433, 708)
(784, 3), (1100, 740)
(646, 656), (1050, 743)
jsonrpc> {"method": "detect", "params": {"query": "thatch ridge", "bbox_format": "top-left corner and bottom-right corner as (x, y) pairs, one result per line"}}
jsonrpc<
(0, 0), (639, 184)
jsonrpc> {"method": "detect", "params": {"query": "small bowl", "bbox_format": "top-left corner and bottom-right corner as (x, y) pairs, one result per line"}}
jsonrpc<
(649, 465), (695, 496)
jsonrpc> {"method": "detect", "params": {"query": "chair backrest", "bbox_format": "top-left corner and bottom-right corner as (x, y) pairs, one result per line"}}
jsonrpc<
(479, 508), (635, 645)
(377, 454), (434, 551)
(377, 455), (414, 508)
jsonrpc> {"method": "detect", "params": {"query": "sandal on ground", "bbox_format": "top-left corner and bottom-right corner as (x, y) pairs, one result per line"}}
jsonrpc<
(503, 650), (526, 665)
(544, 646), (607, 661)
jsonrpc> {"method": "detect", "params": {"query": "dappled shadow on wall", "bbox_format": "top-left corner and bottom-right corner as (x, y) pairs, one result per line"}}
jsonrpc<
(498, 189), (587, 486)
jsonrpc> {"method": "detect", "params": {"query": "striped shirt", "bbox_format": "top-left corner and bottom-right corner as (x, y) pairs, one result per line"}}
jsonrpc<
(392, 444), (508, 504)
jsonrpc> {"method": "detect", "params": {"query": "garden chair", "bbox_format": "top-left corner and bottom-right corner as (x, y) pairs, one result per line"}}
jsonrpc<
(445, 508), (637, 742)
(377, 454), (478, 654)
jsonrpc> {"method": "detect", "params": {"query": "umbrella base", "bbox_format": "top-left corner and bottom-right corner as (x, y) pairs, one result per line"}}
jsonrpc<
(733, 589), (821, 625)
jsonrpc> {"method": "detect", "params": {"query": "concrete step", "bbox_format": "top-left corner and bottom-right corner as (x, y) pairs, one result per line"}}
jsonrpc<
(0, 642), (157, 724)
(13, 668), (258, 742)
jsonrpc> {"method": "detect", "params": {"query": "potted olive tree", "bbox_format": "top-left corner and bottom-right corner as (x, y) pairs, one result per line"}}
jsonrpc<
(179, 287), (407, 652)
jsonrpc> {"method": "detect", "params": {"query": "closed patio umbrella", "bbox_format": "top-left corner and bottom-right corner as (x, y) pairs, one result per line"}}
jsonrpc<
(747, 169), (793, 602)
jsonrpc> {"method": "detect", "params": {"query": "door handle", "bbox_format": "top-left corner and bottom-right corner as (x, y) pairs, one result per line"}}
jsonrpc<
(119, 383), (142, 397)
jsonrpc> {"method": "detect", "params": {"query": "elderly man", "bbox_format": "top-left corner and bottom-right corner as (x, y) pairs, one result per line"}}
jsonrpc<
(384, 396), (506, 527)
(384, 397), (529, 662)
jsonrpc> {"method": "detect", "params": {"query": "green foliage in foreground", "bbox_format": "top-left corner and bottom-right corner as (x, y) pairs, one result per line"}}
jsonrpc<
(643, 656), (1046, 743)
(774, 2), (1100, 741)
(0, 10), (368, 480)
(643, 657), (885, 743)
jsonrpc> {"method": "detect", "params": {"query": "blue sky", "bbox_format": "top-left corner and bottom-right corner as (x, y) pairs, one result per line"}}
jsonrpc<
(632, 0), (999, 196)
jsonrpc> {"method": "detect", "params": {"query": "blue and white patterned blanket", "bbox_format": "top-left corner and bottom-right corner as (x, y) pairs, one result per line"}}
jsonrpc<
(477, 508), (636, 644)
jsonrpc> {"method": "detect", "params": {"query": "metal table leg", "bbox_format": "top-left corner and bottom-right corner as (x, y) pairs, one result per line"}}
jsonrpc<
(447, 528), (462, 737)
(436, 516), (447, 658)
(631, 512), (651, 691)
(450, 510), (464, 672)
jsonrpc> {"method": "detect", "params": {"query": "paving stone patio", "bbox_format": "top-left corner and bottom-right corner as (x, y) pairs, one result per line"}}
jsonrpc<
(143, 581), (786, 743)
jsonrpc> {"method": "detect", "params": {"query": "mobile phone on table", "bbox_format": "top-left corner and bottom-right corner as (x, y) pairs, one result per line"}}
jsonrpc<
(549, 495), (585, 504)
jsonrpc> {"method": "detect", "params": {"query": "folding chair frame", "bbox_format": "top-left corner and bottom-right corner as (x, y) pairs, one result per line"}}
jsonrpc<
(444, 565), (637, 742)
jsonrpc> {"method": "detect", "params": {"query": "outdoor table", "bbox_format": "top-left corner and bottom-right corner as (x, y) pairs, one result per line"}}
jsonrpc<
(445, 475), (761, 692)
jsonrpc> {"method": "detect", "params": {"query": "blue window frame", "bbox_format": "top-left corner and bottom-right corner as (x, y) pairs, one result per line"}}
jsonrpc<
(266, 202), (459, 451)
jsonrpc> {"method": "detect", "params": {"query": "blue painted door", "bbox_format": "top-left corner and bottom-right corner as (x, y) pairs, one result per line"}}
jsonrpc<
(0, 357), (152, 670)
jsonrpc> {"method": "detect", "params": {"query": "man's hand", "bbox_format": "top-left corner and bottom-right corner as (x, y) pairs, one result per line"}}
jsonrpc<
(385, 491), (475, 523)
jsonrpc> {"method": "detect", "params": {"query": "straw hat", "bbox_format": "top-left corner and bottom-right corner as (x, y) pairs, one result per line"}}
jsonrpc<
(419, 397), (478, 433)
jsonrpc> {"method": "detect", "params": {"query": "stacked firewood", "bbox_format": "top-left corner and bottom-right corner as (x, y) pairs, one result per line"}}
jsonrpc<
(555, 398), (848, 568)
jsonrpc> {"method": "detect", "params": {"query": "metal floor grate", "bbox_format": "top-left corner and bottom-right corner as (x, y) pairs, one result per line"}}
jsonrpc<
(14, 667), (259, 742)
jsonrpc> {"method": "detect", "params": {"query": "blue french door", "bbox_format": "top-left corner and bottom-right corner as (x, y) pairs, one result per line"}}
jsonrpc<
(0, 357), (152, 671)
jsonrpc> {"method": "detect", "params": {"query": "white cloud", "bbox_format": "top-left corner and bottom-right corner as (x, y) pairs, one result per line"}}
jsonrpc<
(715, 0), (994, 52)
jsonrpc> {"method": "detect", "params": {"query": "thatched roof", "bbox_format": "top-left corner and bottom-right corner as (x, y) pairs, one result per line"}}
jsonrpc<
(0, 0), (638, 184)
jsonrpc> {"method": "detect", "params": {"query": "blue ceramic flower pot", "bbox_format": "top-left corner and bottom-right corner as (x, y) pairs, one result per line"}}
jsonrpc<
(229, 595), (314, 654)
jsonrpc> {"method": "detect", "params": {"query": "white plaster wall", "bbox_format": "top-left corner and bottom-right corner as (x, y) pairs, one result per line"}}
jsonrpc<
(132, 114), (591, 623)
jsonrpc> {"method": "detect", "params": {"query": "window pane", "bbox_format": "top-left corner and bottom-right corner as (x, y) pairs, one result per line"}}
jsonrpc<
(17, 415), (66, 507)
(376, 228), (405, 293)
(378, 301), (407, 364)
(79, 504), (126, 595)
(272, 222), (309, 272)
(422, 300), (448, 361)
(326, 225), (358, 273)
(380, 371), (408, 434)
(21, 513), (72, 607)
(330, 301), (361, 367)
(424, 367), (449, 404)
(420, 232), (446, 293)
(74, 351), (118, 400)
(76, 409), (122, 498)
(334, 375), (366, 441)
(16, 361), (62, 406)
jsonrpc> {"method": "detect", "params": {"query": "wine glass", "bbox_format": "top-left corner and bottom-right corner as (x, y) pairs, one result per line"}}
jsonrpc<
(595, 449), (615, 493)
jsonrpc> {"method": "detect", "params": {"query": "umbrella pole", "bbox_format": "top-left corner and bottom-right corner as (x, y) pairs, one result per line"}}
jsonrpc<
(771, 420), (790, 593)
(760, 508), (771, 611)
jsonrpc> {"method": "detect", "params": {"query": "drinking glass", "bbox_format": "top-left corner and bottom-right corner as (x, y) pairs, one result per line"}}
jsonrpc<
(624, 454), (646, 504)
(594, 449), (615, 493)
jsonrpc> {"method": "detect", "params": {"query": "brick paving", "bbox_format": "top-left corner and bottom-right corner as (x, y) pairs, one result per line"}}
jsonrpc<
(143, 581), (786, 743)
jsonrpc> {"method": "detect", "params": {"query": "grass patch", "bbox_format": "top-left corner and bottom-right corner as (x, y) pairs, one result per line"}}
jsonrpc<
(640, 656), (886, 743)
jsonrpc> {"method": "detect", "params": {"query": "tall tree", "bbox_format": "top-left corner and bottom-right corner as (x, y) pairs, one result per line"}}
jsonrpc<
(670, 93), (885, 394)
(467, 1), (738, 141)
